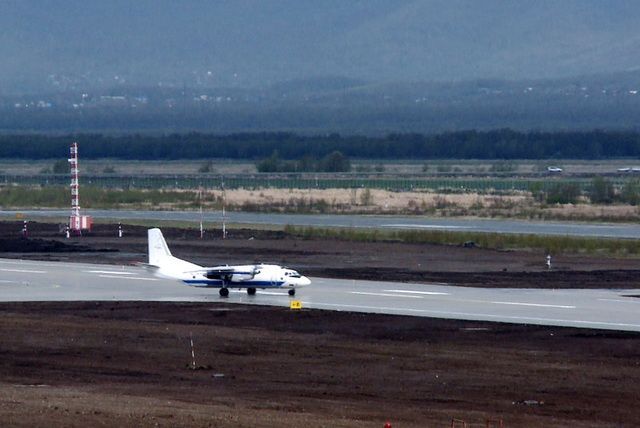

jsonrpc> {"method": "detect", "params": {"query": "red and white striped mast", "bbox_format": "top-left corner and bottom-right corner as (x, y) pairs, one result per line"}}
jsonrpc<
(69, 142), (81, 233)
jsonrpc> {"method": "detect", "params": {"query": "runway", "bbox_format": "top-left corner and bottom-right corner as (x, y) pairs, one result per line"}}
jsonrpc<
(4, 209), (640, 238)
(1, 258), (639, 332)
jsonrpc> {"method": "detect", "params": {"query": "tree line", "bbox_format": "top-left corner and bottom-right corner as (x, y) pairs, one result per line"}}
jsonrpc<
(2, 129), (640, 160)
(256, 151), (351, 173)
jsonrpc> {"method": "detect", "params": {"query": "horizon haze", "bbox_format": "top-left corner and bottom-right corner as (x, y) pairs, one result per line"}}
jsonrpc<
(2, 0), (640, 94)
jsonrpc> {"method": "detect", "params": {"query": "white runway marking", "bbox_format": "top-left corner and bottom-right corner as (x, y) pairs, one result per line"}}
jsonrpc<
(384, 224), (470, 229)
(0, 268), (46, 274)
(384, 289), (450, 296)
(350, 291), (423, 299)
(598, 298), (640, 304)
(86, 270), (136, 275)
(490, 301), (575, 309)
(98, 275), (158, 281)
(0, 279), (18, 284)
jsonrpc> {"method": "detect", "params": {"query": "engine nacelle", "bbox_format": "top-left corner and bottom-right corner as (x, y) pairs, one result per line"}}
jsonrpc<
(205, 267), (258, 282)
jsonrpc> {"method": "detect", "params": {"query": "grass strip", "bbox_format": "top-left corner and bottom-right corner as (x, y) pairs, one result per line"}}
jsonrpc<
(284, 225), (640, 256)
(0, 186), (200, 209)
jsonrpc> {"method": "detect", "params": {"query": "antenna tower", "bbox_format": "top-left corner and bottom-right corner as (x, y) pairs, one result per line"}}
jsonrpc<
(69, 142), (81, 233)
(68, 142), (92, 234)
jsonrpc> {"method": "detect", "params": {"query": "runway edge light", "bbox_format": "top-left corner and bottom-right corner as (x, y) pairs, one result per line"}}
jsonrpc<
(290, 300), (302, 310)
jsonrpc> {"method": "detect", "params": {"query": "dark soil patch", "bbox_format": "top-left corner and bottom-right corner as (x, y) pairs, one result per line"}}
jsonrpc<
(0, 301), (637, 427)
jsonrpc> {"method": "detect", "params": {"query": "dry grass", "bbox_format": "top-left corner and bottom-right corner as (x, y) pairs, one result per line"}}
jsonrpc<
(3, 183), (640, 222)
(202, 187), (640, 221)
(205, 188), (529, 213)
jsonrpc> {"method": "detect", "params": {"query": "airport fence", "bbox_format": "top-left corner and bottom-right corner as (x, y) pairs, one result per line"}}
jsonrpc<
(0, 173), (633, 193)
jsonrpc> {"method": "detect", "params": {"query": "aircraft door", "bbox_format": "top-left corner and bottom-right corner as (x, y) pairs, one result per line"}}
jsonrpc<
(271, 272), (283, 287)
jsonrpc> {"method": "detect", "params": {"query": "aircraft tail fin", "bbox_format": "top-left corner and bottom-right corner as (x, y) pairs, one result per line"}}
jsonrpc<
(148, 228), (172, 266)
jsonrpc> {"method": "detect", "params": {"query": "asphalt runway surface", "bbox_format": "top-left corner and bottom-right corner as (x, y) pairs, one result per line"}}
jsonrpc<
(5, 209), (640, 238)
(1, 258), (639, 332)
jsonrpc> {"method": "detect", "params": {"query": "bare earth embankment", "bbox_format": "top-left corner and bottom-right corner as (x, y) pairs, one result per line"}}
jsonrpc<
(0, 221), (639, 426)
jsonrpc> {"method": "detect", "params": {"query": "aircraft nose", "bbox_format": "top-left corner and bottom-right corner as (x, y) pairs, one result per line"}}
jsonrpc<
(299, 276), (311, 286)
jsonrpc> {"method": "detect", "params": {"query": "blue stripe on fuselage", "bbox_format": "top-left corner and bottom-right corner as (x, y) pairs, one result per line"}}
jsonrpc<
(183, 280), (286, 288)
(206, 271), (255, 275)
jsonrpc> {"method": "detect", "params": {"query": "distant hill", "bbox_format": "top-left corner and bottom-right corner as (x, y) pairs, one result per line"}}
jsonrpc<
(2, 0), (640, 94)
(2, 70), (640, 133)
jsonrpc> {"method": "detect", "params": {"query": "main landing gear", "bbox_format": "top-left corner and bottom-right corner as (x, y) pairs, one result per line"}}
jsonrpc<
(221, 287), (294, 297)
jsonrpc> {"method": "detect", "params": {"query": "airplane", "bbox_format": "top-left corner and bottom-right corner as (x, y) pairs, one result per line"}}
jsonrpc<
(147, 228), (310, 297)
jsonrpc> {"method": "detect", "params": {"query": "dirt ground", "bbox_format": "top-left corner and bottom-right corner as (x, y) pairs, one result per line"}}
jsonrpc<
(0, 221), (639, 427)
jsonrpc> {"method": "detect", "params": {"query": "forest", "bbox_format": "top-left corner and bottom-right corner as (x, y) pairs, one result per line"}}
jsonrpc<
(1, 129), (640, 160)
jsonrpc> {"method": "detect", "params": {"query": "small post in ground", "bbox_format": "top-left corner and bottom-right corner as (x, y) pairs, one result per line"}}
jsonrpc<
(189, 332), (196, 369)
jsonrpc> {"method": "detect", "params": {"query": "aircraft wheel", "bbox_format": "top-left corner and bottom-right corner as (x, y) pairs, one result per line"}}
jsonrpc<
(219, 287), (229, 297)
(288, 289), (296, 296)
(247, 287), (257, 296)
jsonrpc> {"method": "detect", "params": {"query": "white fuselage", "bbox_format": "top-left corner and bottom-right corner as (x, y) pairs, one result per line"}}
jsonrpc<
(156, 261), (311, 290)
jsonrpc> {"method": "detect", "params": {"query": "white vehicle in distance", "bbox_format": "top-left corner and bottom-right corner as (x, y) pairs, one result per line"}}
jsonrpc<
(546, 166), (563, 173)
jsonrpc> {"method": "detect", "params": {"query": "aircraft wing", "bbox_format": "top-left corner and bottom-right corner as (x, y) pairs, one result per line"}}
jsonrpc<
(185, 266), (259, 281)
(202, 267), (237, 278)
